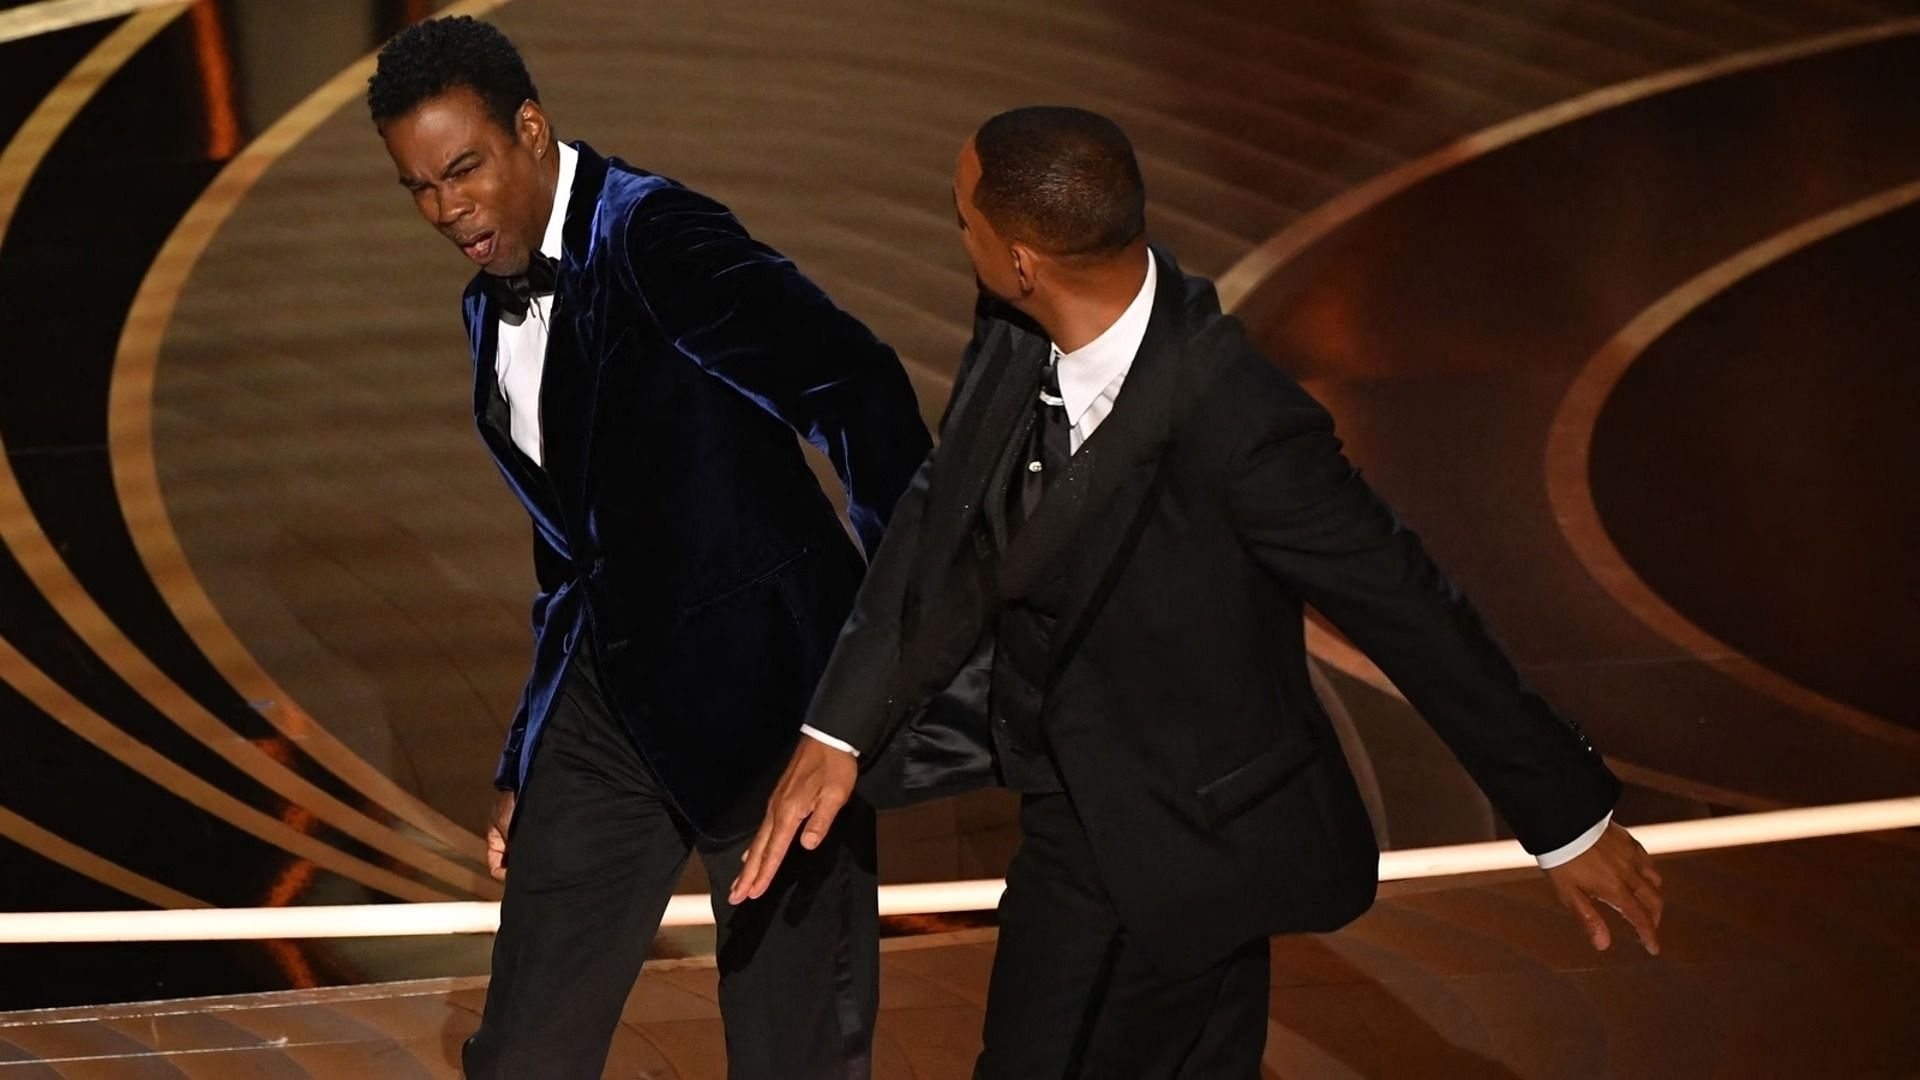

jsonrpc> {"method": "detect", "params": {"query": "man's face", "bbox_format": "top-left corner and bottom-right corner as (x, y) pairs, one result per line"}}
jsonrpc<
(382, 86), (550, 277)
(953, 138), (1023, 303)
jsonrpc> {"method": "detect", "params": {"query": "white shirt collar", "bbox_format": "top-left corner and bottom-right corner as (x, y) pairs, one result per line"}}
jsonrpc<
(1053, 251), (1156, 428)
(540, 141), (579, 261)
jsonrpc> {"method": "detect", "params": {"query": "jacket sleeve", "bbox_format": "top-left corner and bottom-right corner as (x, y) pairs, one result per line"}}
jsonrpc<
(1223, 362), (1619, 855)
(616, 183), (932, 556)
(800, 448), (935, 753)
(493, 524), (573, 791)
(800, 298), (1002, 753)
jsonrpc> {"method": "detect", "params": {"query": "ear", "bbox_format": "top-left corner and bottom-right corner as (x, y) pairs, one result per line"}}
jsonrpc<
(1009, 242), (1040, 298)
(518, 101), (549, 156)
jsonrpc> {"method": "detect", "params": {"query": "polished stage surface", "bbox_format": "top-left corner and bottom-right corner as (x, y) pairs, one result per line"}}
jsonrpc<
(1, 837), (1915, 1076)
(0, 0), (1915, 1075)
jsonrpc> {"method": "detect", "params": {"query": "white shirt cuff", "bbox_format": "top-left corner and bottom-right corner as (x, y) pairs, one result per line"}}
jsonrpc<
(799, 724), (859, 758)
(1536, 811), (1612, 869)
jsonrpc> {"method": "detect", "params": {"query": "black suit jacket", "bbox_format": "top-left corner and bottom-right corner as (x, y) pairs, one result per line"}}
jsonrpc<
(805, 247), (1619, 975)
(463, 142), (930, 838)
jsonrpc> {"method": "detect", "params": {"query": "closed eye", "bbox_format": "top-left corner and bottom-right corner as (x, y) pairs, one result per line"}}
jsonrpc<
(439, 150), (484, 182)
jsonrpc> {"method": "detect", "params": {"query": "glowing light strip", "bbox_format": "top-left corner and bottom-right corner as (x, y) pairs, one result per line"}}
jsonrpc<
(3, 796), (1912, 944)
(0, 0), (183, 46)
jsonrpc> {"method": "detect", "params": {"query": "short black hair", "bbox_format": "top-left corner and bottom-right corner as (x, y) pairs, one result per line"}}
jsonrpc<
(367, 16), (538, 132)
(972, 106), (1146, 259)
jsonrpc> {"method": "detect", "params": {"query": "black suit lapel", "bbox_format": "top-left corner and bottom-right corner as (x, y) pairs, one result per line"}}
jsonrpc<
(976, 334), (1050, 550)
(996, 250), (1193, 678)
(919, 314), (1046, 563)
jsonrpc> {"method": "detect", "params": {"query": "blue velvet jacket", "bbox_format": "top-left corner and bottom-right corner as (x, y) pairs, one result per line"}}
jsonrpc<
(461, 142), (930, 838)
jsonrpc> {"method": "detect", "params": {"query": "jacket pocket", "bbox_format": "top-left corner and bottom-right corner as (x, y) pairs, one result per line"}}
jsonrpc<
(1194, 737), (1320, 828)
(676, 547), (808, 618)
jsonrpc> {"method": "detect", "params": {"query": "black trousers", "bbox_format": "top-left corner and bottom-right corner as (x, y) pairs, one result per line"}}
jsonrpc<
(463, 659), (879, 1079)
(976, 793), (1268, 1079)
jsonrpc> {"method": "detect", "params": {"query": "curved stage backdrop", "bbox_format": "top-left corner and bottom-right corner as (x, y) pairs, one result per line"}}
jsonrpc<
(0, 0), (1914, 1075)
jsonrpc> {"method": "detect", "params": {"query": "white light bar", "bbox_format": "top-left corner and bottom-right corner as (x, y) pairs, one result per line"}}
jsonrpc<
(1, 796), (1913, 944)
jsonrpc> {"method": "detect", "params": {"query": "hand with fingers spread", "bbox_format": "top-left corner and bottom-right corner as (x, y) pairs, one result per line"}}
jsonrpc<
(1545, 822), (1663, 954)
(728, 737), (858, 904)
(485, 789), (516, 882)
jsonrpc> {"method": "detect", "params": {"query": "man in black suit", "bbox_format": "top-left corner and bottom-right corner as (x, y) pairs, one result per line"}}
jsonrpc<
(735, 107), (1663, 1076)
(370, 17), (930, 1078)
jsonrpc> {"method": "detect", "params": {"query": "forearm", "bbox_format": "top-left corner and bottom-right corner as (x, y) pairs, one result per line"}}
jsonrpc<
(799, 448), (935, 753)
(492, 703), (530, 791)
(1232, 420), (1618, 853)
(1307, 521), (1617, 851)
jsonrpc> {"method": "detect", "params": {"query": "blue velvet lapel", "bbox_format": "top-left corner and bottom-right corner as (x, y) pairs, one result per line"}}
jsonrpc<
(462, 142), (613, 560)
(465, 287), (568, 558)
(528, 141), (611, 522)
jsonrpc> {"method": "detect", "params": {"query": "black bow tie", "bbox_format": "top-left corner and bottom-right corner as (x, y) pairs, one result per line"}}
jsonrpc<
(482, 251), (558, 319)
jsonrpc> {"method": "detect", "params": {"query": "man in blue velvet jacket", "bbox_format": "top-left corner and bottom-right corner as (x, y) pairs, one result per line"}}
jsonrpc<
(369, 17), (930, 1078)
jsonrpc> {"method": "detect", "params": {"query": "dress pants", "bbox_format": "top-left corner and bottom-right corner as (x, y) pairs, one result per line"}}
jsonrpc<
(975, 793), (1268, 1079)
(463, 657), (879, 1079)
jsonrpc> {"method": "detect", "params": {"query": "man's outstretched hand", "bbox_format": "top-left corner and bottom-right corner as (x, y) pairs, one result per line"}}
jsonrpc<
(1546, 822), (1663, 955)
(728, 737), (858, 905)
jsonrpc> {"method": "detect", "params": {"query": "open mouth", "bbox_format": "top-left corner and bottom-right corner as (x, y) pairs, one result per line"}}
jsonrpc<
(458, 231), (497, 265)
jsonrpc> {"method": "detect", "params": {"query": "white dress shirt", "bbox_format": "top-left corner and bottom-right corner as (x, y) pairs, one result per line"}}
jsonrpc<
(1054, 249), (1157, 452)
(492, 141), (578, 465)
(801, 251), (1610, 867)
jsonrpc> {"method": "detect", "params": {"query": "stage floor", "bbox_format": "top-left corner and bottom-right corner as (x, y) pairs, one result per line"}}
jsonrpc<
(2, 835), (1916, 1077)
(0, 0), (1916, 1073)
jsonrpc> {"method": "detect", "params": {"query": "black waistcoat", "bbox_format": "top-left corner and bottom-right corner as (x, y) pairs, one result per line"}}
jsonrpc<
(982, 405), (1077, 794)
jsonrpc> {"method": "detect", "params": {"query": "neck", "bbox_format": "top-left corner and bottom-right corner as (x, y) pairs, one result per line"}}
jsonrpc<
(1023, 241), (1150, 353)
(531, 141), (565, 252)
